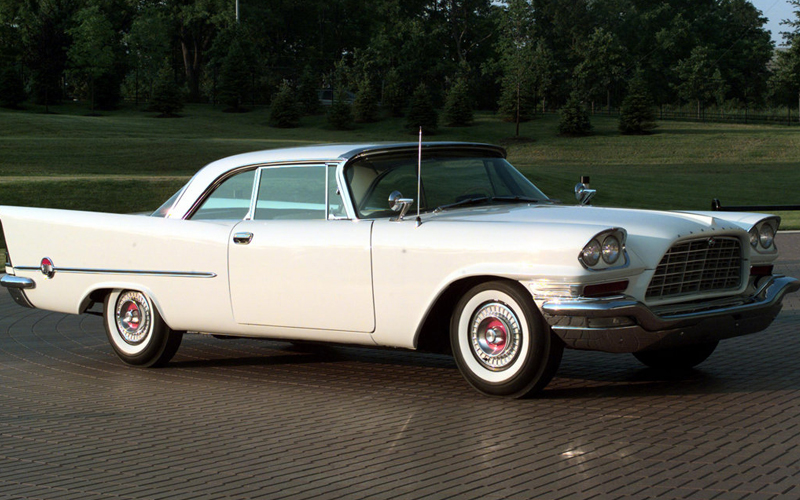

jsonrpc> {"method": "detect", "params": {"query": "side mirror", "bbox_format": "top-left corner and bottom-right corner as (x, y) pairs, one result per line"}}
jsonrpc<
(575, 182), (596, 206)
(388, 190), (414, 221)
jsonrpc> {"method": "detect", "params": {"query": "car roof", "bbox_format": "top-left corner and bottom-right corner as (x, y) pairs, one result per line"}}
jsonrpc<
(170, 142), (506, 218)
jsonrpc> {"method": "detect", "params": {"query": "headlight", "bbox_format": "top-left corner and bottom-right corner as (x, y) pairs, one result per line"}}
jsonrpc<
(759, 223), (775, 249)
(579, 228), (627, 269)
(581, 239), (601, 267)
(749, 228), (759, 248)
(602, 235), (620, 264)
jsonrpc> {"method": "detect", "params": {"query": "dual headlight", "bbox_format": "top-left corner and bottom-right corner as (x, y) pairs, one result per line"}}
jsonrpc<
(579, 229), (627, 269)
(749, 218), (779, 251)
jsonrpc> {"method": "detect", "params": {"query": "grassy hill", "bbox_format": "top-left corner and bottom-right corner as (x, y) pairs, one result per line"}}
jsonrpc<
(1, 103), (798, 227)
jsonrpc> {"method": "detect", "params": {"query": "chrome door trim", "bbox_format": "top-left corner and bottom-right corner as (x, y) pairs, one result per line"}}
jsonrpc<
(14, 266), (217, 278)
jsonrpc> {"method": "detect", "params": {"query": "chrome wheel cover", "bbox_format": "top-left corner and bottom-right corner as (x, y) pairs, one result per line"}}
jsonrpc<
(469, 302), (522, 371)
(115, 291), (152, 345)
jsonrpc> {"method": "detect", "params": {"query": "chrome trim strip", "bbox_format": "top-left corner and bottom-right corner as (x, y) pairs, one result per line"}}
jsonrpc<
(1, 275), (36, 289)
(14, 266), (216, 278)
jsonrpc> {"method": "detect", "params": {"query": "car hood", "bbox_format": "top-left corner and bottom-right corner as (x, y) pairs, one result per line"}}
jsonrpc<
(424, 204), (750, 266)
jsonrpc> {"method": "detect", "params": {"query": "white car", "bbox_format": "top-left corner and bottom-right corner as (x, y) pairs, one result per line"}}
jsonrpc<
(1, 143), (797, 397)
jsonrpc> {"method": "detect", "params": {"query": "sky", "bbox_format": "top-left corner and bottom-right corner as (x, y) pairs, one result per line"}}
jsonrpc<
(751, 0), (795, 45)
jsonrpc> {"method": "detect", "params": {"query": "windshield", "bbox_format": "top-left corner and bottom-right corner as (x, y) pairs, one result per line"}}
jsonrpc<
(345, 153), (549, 218)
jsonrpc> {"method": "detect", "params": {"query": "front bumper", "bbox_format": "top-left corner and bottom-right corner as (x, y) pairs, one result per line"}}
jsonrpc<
(541, 276), (799, 353)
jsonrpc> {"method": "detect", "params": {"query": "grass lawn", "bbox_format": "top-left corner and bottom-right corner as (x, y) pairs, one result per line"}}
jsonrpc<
(1, 102), (799, 228)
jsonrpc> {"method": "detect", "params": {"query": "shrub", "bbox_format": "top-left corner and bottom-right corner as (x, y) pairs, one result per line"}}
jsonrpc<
(405, 84), (438, 134)
(619, 76), (657, 135)
(151, 64), (184, 117)
(0, 66), (26, 109)
(443, 78), (473, 127)
(558, 94), (592, 136)
(353, 78), (379, 123)
(327, 88), (354, 130)
(269, 82), (301, 128)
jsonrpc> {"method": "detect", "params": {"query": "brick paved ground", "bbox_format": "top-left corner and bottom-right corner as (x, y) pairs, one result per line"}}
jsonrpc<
(1, 234), (800, 499)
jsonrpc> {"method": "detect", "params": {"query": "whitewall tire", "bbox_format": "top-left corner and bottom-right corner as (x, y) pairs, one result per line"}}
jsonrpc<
(104, 289), (183, 367)
(450, 281), (563, 397)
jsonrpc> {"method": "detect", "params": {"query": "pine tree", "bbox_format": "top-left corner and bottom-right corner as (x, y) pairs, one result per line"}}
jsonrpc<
(353, 78), (380, 123)
(269, 82), (301, 128)
(405, 84), (438, 134)
(558, 93), (592, 136)
(0, 66), (26, 109)
(443, 78), (473, 127)
(218, 38), (252, 112)
(151, 63), (184, 117)
(297, 66), (322, 115)
(327, 88), (354, 129)
(382, 69), (406, 117)
(619, 75), (656, 135)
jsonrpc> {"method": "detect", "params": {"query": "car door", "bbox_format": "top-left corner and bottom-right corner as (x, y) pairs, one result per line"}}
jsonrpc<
(228, 164), (375, 332)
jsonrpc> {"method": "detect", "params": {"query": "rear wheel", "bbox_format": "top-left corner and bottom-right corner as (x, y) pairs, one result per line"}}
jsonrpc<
(104, 289), (183, 367)
(450, 281), (563, 398)
(633, 341), (718, 370)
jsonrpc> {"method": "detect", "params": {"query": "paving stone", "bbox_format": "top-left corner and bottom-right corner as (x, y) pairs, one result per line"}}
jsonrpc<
(2, 232), (800, 498)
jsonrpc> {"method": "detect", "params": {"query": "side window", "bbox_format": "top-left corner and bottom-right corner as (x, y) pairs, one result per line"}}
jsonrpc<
(254, 165), (325, 220)
(191, 170), (255, 220)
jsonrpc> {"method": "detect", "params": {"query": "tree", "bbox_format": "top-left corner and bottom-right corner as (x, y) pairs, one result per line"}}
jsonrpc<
(151, 63), (184, 117)
(67, 5), (115, 113)
(218, 34), (254, 112)
(382, 68), (405, 117)
(353, 77), (379, 123)
(573, 27), (626, 113)
(297, 66), (321, 115)
(328, 88), (354, 130)
(405, 83), (438, 134)
(619, 73), (656, 135)
(20, 0), (78, 110)
(491, 0), (538, 135)
(124, 5), (171, 106)
(443, 78), (473, 126)
(673, 46), (727, 118)
(559, 93), (592, 136)
(269, 82), (301, 128)
(0, 65), (26, 108)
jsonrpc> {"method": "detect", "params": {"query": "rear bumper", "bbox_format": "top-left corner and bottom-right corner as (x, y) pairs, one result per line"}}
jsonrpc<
(541, 276), (800, 353)
(1, 274), (36, 308)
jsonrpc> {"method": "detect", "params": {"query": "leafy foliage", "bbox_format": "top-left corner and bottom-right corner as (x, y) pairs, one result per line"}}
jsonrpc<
(151, 63), (185, 117)
(619, 74), (656, 135)
(269, 82), (301, 128)
(405, 84), (438, 134)
(327, 88), (354, 130)
(382, 68), (406, 117)
(0, 65), (26, 108)
(218, 33), (254, 112)
(67, 5), (116, 112)
(297, 66), (322, 115)
(353, 78), (380, 123)
(558, 93), (592, 137)
(443, 78), (473, 126)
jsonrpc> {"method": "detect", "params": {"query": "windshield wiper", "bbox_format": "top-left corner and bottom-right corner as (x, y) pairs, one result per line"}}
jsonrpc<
(433, 196), (539, 213)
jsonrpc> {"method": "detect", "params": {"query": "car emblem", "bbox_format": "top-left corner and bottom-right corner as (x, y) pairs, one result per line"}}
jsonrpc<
(707, 238), (716, 248)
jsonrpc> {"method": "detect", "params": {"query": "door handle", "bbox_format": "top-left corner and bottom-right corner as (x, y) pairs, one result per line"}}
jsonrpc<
(233, 232), (253, 245)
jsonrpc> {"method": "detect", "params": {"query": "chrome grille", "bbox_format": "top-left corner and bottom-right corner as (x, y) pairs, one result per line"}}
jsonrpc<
(646, 237), (742, 300)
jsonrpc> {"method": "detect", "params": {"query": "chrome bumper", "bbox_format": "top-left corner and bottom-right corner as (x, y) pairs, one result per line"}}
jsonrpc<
(541, 276), (800, 353)
(1, 274), (36, 308)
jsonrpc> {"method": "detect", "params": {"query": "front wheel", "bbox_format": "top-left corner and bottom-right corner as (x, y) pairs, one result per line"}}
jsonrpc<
(450, 281), (563, 398)
(104, 289), (183, 367)
(633, 341), (718, 370)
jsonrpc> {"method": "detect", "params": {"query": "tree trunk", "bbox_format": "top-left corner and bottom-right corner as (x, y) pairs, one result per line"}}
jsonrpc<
(515, 81), (520, 137)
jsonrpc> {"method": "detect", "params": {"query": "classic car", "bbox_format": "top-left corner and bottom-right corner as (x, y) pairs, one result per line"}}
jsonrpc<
(1, 142), (797, 397)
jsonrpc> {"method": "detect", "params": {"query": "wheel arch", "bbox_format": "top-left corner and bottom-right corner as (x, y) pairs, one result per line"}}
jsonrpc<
(79, 284), (174, 329)
(414, 275), (534, 354)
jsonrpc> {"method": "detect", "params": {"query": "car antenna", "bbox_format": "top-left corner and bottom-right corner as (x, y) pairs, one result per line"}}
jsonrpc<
(416, 127), (422, 227)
